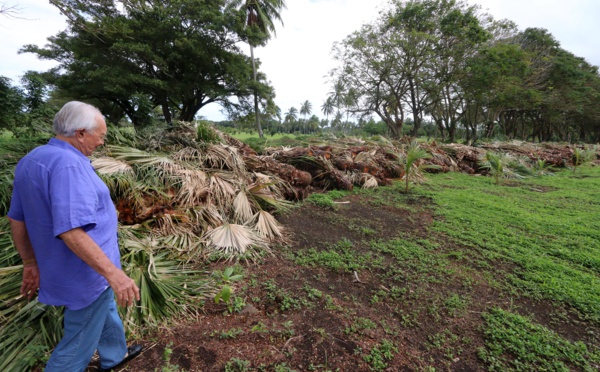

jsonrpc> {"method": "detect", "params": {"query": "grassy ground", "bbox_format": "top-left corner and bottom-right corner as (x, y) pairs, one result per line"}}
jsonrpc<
(124, 166), (600, 371)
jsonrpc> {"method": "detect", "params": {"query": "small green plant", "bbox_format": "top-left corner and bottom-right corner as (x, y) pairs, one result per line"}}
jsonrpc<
(363, 339), (398, 371)
(398, 140), (439, 193)
(572, 146), (596, 173)
(478, 151), (530, 184)
(157, 342), (184, 372)
(212, 267), (244, 313)
(224, 357), (251, 372)
(305, 193), (336, 209)
(212, 327), (243, 339)
(196, 120), (220, 144)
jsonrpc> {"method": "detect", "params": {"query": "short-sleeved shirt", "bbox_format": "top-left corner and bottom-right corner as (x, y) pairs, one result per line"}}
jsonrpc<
(8, 138), (120, 310)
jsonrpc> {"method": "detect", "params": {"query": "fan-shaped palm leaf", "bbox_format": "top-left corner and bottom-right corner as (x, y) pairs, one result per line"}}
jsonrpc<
(203, 144), (246, 174)
(233, 189), (255, 223)
(202, 223), (268, 261)
(253, 210), (283, 240)
(208, 172), (238, 208)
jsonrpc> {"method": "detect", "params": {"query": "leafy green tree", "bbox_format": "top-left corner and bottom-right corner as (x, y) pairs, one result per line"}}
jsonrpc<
(227, 0), (287, 138)
(24, 0), (262, 127)
(0, 76), (24, 131)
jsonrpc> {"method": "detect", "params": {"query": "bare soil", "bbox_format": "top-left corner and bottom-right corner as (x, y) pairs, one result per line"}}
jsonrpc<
(94, 192), (598, 372)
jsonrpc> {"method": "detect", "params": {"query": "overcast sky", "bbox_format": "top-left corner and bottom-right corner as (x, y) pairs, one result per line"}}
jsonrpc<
(1, 0), (599, 121)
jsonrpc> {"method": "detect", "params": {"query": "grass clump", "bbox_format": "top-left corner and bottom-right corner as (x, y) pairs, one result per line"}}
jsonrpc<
(479, 308), (600, 371)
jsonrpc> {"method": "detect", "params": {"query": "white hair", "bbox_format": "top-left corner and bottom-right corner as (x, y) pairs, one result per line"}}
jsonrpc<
(53, 101), (103, 137)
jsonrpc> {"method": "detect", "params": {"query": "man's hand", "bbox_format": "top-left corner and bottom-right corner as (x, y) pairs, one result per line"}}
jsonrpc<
(107, 269), (140, 307)
(21, 264), (40, 299)
(59, 228), (140, 307)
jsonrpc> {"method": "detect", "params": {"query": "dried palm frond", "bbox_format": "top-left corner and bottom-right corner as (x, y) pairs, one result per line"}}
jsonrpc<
(233, 189), (255, 223)
(354, 149), (377, 162)
(172, 147), (202, 162)
(247, 179), (293, 212)
(119, 231), (208, 326)
(362, 174), (379, 189)
(189, 205), (224, 229)
(253, 210), (284, 240)
(202, 144), (246, 174)
(202, 223), (268, 261)
(161, 232), (203, 258)
(173, 169), (208, 207)
(92, 157), (134, 175)
(208, 172), (238, 208)
(153, 212), (193, 236)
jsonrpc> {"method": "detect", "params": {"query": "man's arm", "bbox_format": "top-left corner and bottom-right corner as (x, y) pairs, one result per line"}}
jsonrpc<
(8, 218), (40, 299)
(59, 228), (140, 307)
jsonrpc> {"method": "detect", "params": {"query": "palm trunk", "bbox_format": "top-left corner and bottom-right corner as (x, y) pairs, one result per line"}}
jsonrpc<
(250, 45), (263, 138)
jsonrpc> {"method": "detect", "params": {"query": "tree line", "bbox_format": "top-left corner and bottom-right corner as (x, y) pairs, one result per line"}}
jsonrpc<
(327, 0), (600, 142)
(1, 0), (599, 144)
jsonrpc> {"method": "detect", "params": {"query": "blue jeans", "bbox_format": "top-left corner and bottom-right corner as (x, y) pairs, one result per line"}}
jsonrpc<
(45, 288), (127, 372)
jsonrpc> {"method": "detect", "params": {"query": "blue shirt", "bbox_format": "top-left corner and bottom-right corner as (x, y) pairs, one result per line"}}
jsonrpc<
(8, 138), (120, 310)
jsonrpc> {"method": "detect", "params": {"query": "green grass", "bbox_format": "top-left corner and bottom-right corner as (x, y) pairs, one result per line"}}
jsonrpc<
(479, 308), (600, 371)
(421, 167), (600, 322)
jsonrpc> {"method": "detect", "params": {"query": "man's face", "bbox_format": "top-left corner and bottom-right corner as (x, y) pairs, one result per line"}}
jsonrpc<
(76, 116), (107, 156)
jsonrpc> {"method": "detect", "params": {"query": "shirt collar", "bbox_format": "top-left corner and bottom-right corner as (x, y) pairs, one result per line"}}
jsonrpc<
(48, 137), (91, 162)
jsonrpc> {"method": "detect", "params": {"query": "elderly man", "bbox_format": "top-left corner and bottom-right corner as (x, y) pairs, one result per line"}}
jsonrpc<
(8, 101), (142, 371)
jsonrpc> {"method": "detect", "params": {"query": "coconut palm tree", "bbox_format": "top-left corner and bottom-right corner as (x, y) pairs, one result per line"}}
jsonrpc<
(299, 100), (312, 133)
(321, 96), (334, 124)
(227, 0), (287, 138)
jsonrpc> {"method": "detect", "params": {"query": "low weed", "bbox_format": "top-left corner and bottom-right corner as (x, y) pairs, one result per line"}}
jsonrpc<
(479, 308), (600, 371)
(363, 339), (398, 371)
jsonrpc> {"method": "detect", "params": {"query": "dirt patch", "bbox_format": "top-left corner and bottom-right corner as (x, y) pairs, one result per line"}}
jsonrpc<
(87, 193), (598, 372)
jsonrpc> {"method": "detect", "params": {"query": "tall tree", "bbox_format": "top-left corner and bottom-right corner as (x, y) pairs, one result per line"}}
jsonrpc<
(228, 0), (286, 138)
(0, 76), (24, 131)
(321, 96), (334, 124)
(299, 100), (312, 133)
(24, 0), (262, 127)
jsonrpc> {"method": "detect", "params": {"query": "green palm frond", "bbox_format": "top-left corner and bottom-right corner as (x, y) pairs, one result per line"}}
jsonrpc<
(202, 223), (268, 261)
(0, 300), (63, 372)
(119, 234), (207, 327)
(108, 145), (174, 168)
(400, 141), (434, 193)
(479, 151), (530, 184)
(532, 159), (555, 176)
(247, 179), (293, 212)
(253, 211), (284, 241)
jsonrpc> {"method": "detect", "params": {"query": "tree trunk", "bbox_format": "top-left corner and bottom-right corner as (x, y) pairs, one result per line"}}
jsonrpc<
(250, 45), (263, 138)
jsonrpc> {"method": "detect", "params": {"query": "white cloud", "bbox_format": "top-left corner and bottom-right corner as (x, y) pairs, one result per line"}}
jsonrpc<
(1, 0), (599, 121)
